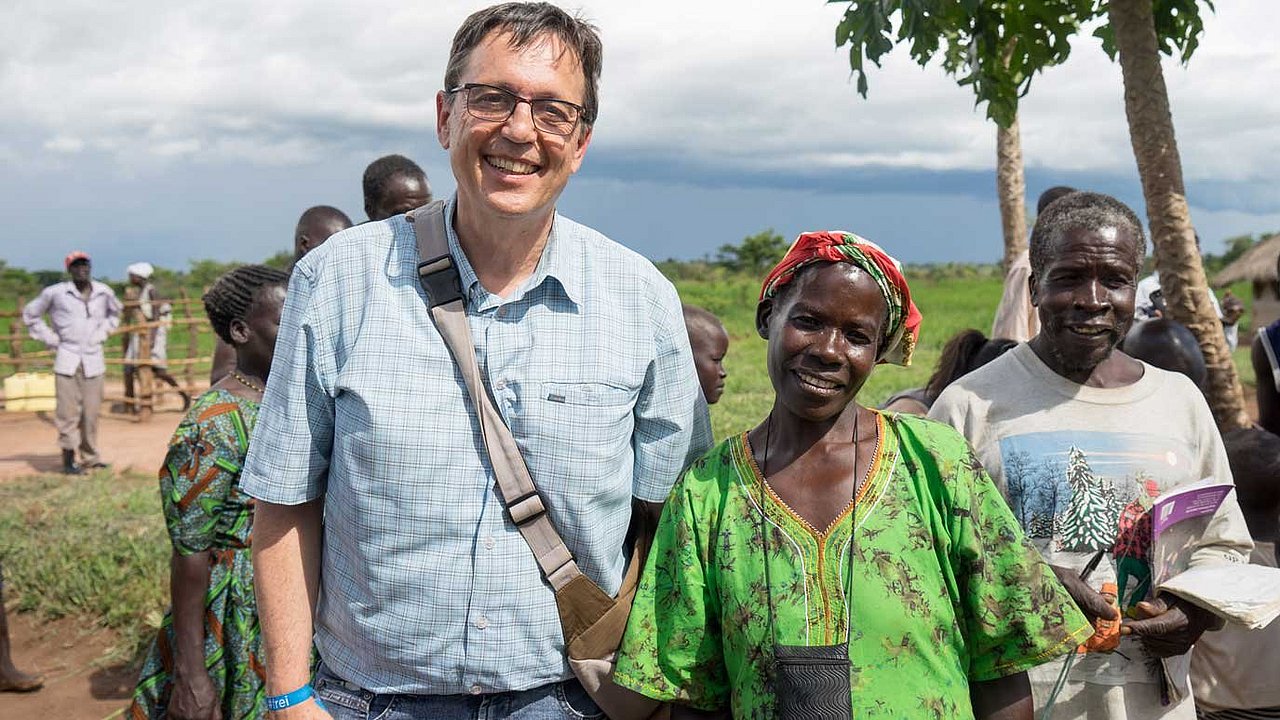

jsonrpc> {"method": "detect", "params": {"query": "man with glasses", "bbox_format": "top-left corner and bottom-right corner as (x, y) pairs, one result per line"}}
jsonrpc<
(245, 3), (711, 719)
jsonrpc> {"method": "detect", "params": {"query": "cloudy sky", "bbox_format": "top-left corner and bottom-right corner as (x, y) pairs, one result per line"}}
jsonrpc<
(2, 0), (1278, 277)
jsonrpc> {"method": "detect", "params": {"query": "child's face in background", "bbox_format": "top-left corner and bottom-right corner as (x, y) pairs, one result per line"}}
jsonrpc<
(691, 324), (729, 404)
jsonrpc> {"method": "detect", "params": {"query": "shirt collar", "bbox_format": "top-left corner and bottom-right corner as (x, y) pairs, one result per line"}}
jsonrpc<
(443, 194), (582, 309)
(61, 280), (108, 298)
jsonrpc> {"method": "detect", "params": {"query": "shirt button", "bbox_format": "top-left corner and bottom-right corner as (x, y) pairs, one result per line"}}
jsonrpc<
(470, 684), (482, 695)
(494, 380), (506, 391)
(475, 615), (489, 630)
(483, 535), (495, 550)
(496, 305), (507, 318)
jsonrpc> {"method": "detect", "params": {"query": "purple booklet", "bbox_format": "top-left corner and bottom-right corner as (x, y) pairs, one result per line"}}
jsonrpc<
(1151, 479), (1234, 588)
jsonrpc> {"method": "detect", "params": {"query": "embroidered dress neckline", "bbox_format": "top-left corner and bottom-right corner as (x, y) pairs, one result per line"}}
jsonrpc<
(740, 411), (888, 541)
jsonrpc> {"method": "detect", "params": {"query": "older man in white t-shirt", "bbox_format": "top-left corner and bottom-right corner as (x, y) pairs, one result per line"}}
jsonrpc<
(932, 192), (1252, 720)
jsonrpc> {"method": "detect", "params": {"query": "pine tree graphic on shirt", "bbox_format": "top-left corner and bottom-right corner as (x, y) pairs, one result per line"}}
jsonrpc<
(1056, 446), (1120, 551)
(1026, 513), (1055, 539)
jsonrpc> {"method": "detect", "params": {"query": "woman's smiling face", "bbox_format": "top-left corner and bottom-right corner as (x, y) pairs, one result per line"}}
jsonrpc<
(757, 262), (887, 423)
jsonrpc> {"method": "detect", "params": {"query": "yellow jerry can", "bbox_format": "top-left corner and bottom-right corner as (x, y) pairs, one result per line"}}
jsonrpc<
(3, 372), (57, 412)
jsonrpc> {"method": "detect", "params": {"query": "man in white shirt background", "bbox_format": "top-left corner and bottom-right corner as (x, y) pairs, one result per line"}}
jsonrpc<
(22, 251), (122, 474)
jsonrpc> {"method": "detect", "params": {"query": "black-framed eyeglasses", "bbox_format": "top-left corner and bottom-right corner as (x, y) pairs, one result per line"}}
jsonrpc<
(446, 83), (587, 136)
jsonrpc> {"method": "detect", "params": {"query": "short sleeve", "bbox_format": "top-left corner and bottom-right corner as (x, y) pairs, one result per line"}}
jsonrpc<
(927, 384), (972, 440)
(630, 278), (713, 503)
(159, 414), (243, 555)
(939, 434), (1093, 680)
(615, 465), (729, 710)
(1183, 376), (1252, 571)
(240, 265), (335, 504)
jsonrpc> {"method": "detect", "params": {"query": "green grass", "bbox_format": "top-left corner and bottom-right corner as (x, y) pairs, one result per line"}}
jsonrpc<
(0, 471), (168, 659)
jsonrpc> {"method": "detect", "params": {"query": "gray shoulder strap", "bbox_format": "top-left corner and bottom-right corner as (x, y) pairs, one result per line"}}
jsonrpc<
(406, 202), (583, 591)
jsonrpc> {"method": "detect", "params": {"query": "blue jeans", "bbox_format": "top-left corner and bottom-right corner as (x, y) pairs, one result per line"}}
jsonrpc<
(313, 664), (605, 720)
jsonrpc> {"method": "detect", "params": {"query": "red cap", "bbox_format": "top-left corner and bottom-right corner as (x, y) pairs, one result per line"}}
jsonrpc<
(64, 251), (90, 269)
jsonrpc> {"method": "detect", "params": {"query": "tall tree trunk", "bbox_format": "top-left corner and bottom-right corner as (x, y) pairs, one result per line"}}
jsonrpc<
(1109, 0), (1249, 431)
(996, 115), (1028, 268)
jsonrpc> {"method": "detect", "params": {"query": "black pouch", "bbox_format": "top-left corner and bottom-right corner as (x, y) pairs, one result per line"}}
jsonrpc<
(772, 642), (852, 720)
(757, 412), (865, 720)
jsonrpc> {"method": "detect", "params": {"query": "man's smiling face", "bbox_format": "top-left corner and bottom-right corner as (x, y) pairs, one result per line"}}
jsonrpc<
(1030, 224), (1141, 378)
(436, 31), (592, 226)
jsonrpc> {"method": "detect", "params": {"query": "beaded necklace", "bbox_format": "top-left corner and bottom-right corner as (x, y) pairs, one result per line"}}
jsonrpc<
(229, 369), (264, 394)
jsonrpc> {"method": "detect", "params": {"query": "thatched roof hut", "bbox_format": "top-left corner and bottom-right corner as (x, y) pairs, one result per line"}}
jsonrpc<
(1213, 234), (1280, 287)
(1213, 234), (1280, 329)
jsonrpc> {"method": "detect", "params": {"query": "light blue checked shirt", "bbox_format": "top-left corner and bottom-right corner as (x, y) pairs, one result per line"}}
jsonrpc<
(241, 196), (712, 696)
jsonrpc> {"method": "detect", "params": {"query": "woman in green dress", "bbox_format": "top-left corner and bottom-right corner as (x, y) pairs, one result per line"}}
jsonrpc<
(615, 232), (1092, 719)
(130, 265), (289, 720)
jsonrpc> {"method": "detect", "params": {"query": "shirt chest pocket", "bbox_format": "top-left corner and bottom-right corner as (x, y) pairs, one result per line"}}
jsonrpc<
(541, 381), (634, 407)
(531, 381), (637, 462)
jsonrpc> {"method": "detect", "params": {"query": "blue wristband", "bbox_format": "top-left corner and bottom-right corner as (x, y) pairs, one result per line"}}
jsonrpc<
(266, 684), (324, 712)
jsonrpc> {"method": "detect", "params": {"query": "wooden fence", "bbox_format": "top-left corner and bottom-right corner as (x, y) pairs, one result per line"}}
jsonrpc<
(2, 291), (212, 421)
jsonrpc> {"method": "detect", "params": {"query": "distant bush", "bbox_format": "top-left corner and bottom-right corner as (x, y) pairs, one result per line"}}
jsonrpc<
(715, 229), (789, 275)
(904, 262), (1004, 282)
(0, 260), (58, 300)
(654, 258), (727, 283)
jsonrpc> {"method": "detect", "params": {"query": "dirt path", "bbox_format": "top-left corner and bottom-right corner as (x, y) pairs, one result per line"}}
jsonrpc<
(0, 380), (191, 481)
(0, 613), (135, 720)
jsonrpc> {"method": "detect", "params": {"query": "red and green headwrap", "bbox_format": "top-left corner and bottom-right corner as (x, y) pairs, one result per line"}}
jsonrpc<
(759, 231), (923, 366)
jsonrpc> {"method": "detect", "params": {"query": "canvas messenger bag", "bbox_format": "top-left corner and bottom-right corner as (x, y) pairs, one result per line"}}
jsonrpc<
(406, 201), (667, 720)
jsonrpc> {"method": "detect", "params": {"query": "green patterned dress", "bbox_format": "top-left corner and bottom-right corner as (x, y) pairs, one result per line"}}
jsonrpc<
(130, 389), (264, 720)
(615, 411), (1092, 719)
